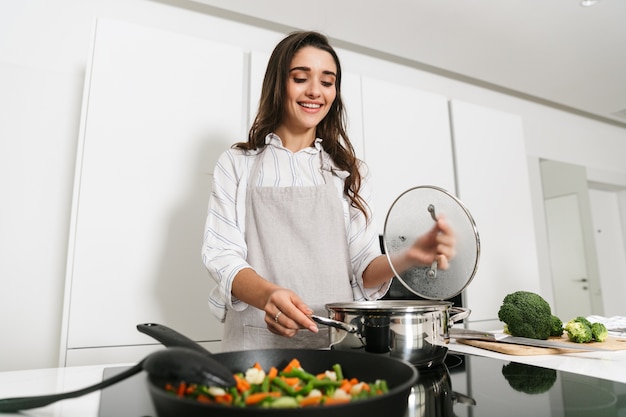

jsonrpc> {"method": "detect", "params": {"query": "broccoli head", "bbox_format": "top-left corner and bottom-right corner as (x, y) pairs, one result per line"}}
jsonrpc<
(550, 315), (563, 337)
(591, 322), (608, 342)
(564, 319), (593, 343)
(497, 291), (553, 340)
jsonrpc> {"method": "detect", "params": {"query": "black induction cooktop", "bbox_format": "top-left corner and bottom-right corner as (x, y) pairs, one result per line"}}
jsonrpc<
(98, 352), (626, 417)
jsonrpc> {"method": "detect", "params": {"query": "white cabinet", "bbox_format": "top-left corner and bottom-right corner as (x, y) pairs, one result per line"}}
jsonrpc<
(450, 100), (541, 328)
(361, 77), (456, 233)
(61, 20), (539, 365)
(61, 19), (245, 365)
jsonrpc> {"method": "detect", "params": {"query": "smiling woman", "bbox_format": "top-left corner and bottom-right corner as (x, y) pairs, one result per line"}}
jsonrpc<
(201, 31), (456, 352)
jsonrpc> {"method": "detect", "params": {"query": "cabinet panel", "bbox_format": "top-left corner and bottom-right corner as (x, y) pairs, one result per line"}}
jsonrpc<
(450, 100), (541, 324)
(64, 341), (222, 367)
(63, 19), (244, 362)
(341, 72), (365, 160)
(361, 77), (455, 233)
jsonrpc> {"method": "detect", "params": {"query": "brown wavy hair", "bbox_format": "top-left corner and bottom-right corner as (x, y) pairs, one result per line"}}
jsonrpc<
(235, 31), (368, 220)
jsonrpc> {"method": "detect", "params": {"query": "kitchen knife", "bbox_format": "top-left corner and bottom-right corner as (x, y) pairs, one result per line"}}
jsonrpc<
(449, 328), (614, 352)
(495, 336), (614, 351)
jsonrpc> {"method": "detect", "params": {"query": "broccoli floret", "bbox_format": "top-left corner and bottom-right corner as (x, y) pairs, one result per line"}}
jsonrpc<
(497, 291), (553, 340)
(572, 316), (592, 328)
(550, 315), (563, 337)
(564, 319), (593, 343)
(591, 322), (608, 342)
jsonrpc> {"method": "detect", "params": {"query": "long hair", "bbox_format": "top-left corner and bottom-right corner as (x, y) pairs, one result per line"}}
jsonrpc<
(236, 31), (369, 220)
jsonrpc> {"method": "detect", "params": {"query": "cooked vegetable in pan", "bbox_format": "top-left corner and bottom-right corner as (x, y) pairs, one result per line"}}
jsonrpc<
(164, 358), (389, 408)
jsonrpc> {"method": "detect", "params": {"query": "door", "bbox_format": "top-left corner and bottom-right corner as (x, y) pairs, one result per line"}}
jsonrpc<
(589, 188), (626, 317)
(544, 194), (592, 319)
(540, 159), (603, 319)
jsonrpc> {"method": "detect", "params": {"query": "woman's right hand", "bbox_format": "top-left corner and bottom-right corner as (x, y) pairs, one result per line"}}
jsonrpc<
(263, 288), (319, 337)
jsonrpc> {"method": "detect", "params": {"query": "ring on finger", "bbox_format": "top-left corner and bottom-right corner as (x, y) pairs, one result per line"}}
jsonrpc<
(274, 311), (282, 323)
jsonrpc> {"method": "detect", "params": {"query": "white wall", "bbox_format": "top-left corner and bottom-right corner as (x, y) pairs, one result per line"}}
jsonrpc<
(1, 0), (625, 371)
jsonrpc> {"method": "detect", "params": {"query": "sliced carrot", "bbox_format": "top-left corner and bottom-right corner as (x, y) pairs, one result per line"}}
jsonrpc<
(214, 393), (234, 404)
(282, 358), (301, 373)
(280, 376), (300, 386)
(244, 391), (281, 405)
(253, 362), (263, 371)
(339, 380), (352, 393)
(176, 381), (187, 397)
(299, 396), (323, 407)
(233, 374), (251, 393)
(196, 394), (212, 403)
(267, 366), (278, 379)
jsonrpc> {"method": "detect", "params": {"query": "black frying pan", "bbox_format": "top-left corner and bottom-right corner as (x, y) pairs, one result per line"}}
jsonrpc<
(137, 323), (417, 417)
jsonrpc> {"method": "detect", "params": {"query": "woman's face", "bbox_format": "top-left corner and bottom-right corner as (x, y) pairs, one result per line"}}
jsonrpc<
(280, 46), (337, 135)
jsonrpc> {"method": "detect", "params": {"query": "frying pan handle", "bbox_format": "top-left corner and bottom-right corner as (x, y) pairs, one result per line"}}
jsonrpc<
(310, 315), (358, 333)
(449, 307), (471, 325)
(137, 323), (211, 355)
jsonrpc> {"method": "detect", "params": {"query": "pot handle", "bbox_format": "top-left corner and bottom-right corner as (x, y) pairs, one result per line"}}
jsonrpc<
(310, 315), (358, 333)
(449, 307), (471, 325)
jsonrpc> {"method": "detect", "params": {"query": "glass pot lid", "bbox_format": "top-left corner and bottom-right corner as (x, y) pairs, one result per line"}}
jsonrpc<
(383, 185), (480, 300)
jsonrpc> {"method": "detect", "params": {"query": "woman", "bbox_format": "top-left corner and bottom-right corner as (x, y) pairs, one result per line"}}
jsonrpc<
(202, 31), (455, 351)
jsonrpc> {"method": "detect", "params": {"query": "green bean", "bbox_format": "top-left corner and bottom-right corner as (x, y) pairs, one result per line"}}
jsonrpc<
(332, 363), (344, 381)
(229, 386), (244, 407)
(376, 379), (389, 394)
(270, 377), (296, 396)
(281, 368), (316, 381)
(311, 379), (342, 388)
(297, 381), (315, 396)
(261, 375), (270, 392)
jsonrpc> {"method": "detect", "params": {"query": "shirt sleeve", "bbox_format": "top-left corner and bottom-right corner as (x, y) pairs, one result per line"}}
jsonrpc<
(347, 162), (391, 300)
(202, 150), (252, 321)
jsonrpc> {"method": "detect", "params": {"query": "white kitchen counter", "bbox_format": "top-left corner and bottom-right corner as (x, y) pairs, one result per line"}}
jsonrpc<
(448, 338), (626, 384)
(2, 343), (626, 416)
(0, 364), (116, 417)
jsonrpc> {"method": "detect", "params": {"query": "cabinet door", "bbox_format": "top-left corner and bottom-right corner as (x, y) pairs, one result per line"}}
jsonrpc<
(361, 77), (455, 233)
(450, 100), (541, 327)
(341, 72), (365, 160)
(63, 19), (245, 363)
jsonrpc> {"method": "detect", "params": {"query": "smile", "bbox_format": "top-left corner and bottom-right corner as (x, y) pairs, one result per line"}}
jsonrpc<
(299, 102), (322, 109)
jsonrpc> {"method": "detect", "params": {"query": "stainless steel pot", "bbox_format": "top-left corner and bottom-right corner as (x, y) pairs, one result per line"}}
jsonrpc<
(312, 300), (470, 368)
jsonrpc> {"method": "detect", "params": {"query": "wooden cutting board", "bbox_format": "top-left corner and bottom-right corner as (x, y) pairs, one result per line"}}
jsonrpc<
(456, 335), (626, 356)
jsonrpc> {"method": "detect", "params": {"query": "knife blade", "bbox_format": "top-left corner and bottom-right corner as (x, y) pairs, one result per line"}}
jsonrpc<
(449, 328), (498, 340)
(496, 336), (614, 351)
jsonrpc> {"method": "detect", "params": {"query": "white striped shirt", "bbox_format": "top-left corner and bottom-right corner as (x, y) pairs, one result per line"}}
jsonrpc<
(202, 133), (388, 321)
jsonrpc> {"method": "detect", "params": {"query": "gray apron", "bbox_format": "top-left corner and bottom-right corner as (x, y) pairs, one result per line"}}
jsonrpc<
(221, 148), (354, 351)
